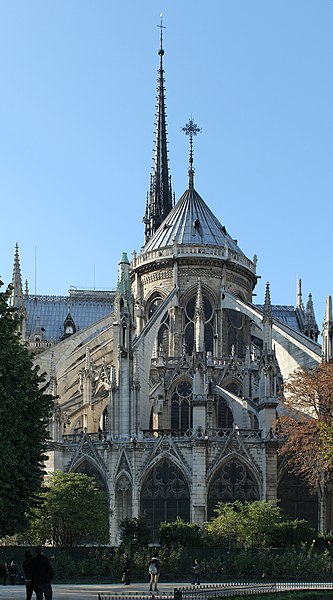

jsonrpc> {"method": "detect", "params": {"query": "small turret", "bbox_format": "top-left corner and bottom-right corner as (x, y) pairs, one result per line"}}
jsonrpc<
(303, 293), (319, 342)
(61, 307), (76, 340)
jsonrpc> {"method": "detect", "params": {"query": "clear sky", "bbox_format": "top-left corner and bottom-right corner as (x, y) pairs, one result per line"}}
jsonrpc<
(0, 1), (332, 330)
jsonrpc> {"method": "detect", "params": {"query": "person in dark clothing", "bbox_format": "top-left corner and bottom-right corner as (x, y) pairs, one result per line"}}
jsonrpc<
(31, 546), (54, 600)
(121, 553), (130, 585)
(191, 559), (202, 585)
(22, 550), (35, 600)
(9, 560), (18, 585)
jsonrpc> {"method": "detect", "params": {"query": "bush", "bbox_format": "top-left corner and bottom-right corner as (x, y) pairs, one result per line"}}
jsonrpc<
(160, 519), (204, 548)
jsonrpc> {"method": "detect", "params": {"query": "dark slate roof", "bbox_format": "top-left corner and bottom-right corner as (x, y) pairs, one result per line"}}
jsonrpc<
(255, 304), (300, 332)
(143, 185), (243, 254)
(25, 289), (115, 341)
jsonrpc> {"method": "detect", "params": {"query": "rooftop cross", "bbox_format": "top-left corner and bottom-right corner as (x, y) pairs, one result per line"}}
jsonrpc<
(182, 117), (201, 188)
(157, 13), (165, 54)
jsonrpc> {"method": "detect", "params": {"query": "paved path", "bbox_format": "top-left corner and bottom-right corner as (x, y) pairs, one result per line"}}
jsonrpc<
(0, 581), (187, 600)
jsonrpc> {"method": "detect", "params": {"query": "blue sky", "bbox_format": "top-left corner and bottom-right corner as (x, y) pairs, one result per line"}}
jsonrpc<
(0, 1), (332, 330)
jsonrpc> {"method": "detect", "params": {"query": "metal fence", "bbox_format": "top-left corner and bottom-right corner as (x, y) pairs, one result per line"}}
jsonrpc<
(97, 581), (333, 600)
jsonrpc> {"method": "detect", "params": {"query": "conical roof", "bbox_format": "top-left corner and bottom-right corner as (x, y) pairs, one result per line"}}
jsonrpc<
(143, 184), (243, 254)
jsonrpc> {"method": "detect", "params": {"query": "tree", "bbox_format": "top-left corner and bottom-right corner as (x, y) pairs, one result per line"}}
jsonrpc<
(118, 517), (150, 552)
(205, 500), (283, 548)
(159, 518), (203, 547)
(278, 362), (333, 492)
(0, 280), (53, 536)
(25, 471), (110, 546)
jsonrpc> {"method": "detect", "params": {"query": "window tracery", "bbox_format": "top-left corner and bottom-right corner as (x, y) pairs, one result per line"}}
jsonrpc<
(184, 292), (214, 354)
(207, 459), (259, 518)
(140, 459), (190, 541)
(171, 380), (193, 431)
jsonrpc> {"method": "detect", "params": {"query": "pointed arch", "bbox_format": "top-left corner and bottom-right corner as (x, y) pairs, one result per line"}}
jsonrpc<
(115, 472), (132, 526)
(169, 377), (193, 432)
(207, 456), (260, 519)
(70, 457), (108, 493)
(140, 457), (190, 541)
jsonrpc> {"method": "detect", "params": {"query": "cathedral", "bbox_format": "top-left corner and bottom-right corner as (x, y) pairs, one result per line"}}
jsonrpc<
(8, 29), (333, 544)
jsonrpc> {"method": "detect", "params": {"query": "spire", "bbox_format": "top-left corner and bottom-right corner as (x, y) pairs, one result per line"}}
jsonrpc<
(144, 16), (173, 243)
(262, 282), (272, 353)
(182, 117), (201, 189)
(322, 295), (333, 363)
(10, 243), (24, 309)
(296, 277), (304, 310)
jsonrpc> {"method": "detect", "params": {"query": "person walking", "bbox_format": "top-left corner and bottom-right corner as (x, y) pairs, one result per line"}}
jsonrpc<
(22, 550), (35, 600)
(121, 553), (131, 585)
(149, 555), (160, 592)
(191, 559), (202, 585)
(31, 546), (54, 600)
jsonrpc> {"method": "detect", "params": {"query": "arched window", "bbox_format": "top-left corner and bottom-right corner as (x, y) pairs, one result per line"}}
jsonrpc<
(147, 295), (163, 319)
(140, 459), (190, 541)
(100, 406), (109, 432)
(216, 397), (234, 429)
(184, 293), (214, 354)
(171, 380), (192, 431)
(207, 459), (259, 519)
(226, 309), (247, 358)
(157, 315), (169, 356)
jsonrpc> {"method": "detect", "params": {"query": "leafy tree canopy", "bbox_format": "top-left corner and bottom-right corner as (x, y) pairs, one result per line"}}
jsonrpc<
(278, 363), (333, 491)
(205, 500), (284, 548)
(159, 518), (204, 547)
(119, 517), (150, 552)
(25, 471), (110, 547)
(0, 280), (53, 536)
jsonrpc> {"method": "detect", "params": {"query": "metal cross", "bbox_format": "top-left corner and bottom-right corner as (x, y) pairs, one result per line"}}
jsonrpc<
(182, 118), (201, 168)
(157, 13), (165, 55)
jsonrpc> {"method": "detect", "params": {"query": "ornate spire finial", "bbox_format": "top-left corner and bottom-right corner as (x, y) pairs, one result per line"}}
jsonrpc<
(182, 117), (201, 189)
(157, 13), (165, 56)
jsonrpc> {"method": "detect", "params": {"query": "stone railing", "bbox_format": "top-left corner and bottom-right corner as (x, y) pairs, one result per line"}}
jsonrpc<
(141, 428), (261, 441)
(63, 431), (109, 444)
(132, 244), (256, 274)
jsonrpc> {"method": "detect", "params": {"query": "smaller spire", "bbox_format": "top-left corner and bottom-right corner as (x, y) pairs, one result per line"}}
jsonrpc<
(262, 282), (273, 353)
(296, 277), (304, 310)
(322, 295), (333, 363)
(263, 282), (272, 319)
(10, 242), (24, 308)
(182, 117), (201, 189)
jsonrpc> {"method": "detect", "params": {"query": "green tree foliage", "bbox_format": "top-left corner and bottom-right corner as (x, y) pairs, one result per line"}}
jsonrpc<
(159, 518), (204, 547)
(118, 517), (150, 552)
(272, 519), (316, 548)
(205, 500), (283, 548)
(0, 280), (53, 536)
(26, 471), (110, 546)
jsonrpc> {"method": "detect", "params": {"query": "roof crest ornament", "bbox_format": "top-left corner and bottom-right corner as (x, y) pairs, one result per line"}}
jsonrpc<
(182, 117), (201, 189)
